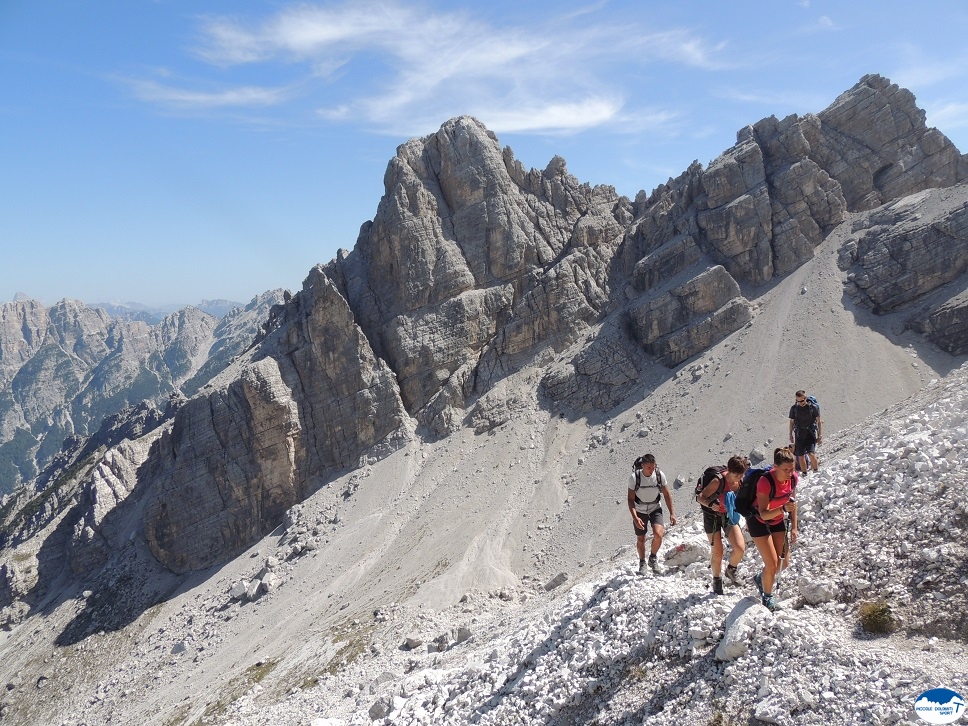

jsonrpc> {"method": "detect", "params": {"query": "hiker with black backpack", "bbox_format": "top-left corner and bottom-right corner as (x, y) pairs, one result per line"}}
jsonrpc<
(746, 447), (799, 611)
(694, 456), (748, 595)
(628, 454), (677, 575)
(789, 390), (822, 475)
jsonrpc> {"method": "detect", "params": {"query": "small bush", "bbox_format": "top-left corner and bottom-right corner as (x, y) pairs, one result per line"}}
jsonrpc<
(858, 600), (897, 634)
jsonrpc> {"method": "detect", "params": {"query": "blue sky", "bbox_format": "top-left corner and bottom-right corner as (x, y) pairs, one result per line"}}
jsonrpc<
(3, 1), (968, 309)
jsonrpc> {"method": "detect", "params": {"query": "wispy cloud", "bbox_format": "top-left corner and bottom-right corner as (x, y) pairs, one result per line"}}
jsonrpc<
(127, 0), (730, 136)
(717, 87), (831, 113)
(799, 14), (842, 33)
(890, 45), (968, 90)
(925, 101), (968, 134)
(129, 79), (296, 109)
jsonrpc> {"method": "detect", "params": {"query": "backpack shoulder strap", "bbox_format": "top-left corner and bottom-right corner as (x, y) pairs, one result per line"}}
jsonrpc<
(759, 470), (776, 500)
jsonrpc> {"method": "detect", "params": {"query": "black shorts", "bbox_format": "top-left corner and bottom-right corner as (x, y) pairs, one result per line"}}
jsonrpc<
(633, 508), (664, 536)
(702, 508), (735, 536)
(793, 429), (817, 457)
(747, 516), (787, 538)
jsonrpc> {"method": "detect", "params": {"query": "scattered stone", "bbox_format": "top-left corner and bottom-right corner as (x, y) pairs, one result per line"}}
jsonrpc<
(544, 573), (569, 591)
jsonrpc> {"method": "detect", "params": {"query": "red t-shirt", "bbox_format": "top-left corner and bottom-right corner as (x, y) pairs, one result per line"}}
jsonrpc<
(755, 471), (797, 524)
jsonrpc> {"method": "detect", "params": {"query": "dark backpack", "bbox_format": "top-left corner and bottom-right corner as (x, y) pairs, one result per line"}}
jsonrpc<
(734, 466), (774, 518)
(806, 395), (820, 415)
(694, 465), (727, 507)
(634, 464), (666, 506)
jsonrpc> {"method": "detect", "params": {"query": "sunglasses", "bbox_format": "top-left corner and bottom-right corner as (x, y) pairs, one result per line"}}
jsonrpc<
(796, 398), (806, 403)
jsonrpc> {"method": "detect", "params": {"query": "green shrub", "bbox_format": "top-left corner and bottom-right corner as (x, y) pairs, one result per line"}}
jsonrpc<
(858, 600), (897, 634)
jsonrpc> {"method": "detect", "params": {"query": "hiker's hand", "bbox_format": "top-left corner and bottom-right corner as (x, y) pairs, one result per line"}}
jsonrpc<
(790, 527), (798, 544)
(632, 513), (642, 528)
(669, 514), (677, 526)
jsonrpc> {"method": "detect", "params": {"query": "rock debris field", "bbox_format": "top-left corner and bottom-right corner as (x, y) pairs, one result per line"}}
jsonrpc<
(219, 366), (968, 725)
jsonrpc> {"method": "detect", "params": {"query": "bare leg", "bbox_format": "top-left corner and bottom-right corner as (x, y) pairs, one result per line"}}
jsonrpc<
(726, 524), (746, 567)
(708, 532), (724, 577)
(752, 534), (780, 594)
(651, 524), (665, 556)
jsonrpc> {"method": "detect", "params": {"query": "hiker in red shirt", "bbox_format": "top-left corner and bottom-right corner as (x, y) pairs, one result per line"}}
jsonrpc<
(749, 447), (799, 611)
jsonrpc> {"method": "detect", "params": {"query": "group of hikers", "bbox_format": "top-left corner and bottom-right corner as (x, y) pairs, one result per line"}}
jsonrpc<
(626, 390), (823, 611)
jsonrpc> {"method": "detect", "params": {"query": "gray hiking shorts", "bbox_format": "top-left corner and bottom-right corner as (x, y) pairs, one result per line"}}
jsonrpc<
(702, 507), (736, 537)
(633, 508), (664, 536)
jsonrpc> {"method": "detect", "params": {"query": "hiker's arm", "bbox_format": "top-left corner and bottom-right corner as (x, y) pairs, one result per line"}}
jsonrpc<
(662, 486), (677, 525)
(756, 490), (786, 521)
(628, 489), (641, 522)
(816, 416), (823, 444)
(697, 480), (722, 510)
(788, 417), (795, 442)
(789, 502), (798, 543)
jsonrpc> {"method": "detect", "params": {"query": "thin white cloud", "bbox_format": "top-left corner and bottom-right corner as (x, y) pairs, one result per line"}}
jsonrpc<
(717, 87), (831, 113)
(890, 45), (968, 90)
(799, 15), (842, 33)
(131, 79), (295, 109)
(471, 97), (624, 135)
(926, 101), (968, 132)
(129, 1), (731, 134)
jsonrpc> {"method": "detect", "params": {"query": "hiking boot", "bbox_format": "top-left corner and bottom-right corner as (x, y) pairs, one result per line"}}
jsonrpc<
(762, 592), (777, 611)
(648, 554), (658, 573)
(637, 560), (647, 576)
(713, 577), (724, 596)
(725, 564), (739, 586)
(753, 571), (764, 597)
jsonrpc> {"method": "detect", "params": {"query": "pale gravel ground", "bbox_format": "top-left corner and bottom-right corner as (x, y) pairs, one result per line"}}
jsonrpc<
(1, 199), (966, 725)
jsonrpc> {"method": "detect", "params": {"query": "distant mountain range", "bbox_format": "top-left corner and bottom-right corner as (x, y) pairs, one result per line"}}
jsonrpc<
(10, 295), (245, 325)
(86, 299), (244, 323)
(0, 291), (284, 496)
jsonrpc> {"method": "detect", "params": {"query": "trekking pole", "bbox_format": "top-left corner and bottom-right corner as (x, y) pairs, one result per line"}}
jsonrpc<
(775, 514), (791, 596)
(781, 515), (790, 564)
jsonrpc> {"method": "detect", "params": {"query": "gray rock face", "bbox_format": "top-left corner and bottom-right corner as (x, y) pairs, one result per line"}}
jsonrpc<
(808, 74), (967, 211)
(681, 74), (964, 288)
(918, 286), (968, 354)
(839, 186), (968, 356)
(627, 266), (753, 366)
(837, 185), (968, 353)
(842, 190), (968, 312)
(539, 323), (644, 413)
(329, 117), (630, 427)
(142, 268), (408, 572)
